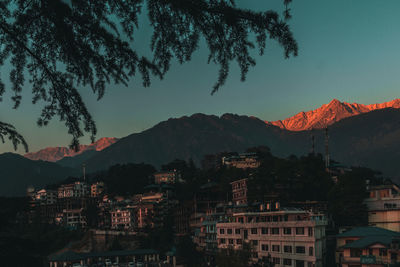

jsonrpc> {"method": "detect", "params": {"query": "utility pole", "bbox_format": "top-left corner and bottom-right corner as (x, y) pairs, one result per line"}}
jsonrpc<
(325, 127), (330, 169)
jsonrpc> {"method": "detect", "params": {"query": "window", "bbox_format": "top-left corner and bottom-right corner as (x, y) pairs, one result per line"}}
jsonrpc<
(307, 262), (314, 267)
(379, 248), (387, 256)
(296, 246), (305, 254)
(220, 238), (226, 244)
(220, 229), (225, 234)
(251, 228), (258, 234)
(237, 239), (242, 245)
(296, 260), (304, 267)
(227, 228), (233, 234)
(261, 244), (269, 251)
(252, 240), (258, 246)
(308, 227), (313, 236)
(296, 227), (304, 235)
(283, 258), (292, 266)
(271, 228), (280, 235)
(284, 245), (292, 253)
(350, 248), (361, 258)
(369, 248), (373, 255)
(273, 258), (280, 264)
(262, 227), (268, 234)
(273, 216), (279, 222)
(229, 239), (234, 245)
(284, 228), (292, 235)
(309, 246), (314, 256)
(235, 229), (241, 235)
(272, 245), (280, 252)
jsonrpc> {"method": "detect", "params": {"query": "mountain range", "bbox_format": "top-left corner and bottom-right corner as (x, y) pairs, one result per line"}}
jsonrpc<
(4, 98), (400, 196)
(24, 137), (118, 162)
(266, 98), (400, 131)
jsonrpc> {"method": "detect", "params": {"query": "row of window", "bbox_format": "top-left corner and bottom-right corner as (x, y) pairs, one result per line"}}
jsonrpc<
(261, 244), (313, 256)
(267, 258), (314, 267)
(219, 227), (313, 236)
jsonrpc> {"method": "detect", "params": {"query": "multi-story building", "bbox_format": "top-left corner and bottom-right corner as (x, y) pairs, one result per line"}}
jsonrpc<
(58, 182), (89, 198)
(364, 184), (400, 232)
(56, 208), (87, 228)
(231, 178), (248, 205)
(91, 181), (105, 197)
(35, 189), (57, 205)
(154, 170), (181, 184)
(336, 226), (400, 267)
(111, 208), (134, 230)
(222, 153), (261, 169)
(216, 209), (327, 267)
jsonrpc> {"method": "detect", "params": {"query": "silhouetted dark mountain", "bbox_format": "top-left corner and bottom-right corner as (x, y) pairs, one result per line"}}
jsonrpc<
(0, 153), (79, 196)
(83, 110), (400, 177)
(84, 113), (307, 172)
(57, 150), (99, 168)
(316, 108), (400, 176)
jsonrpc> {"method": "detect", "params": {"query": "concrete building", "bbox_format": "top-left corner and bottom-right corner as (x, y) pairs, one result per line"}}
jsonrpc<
(216, 209), (327, 267)
(35, 189), (57, 205)
(336, 226), (400, 266)
(111, 208), (134, 230)
(231, 178), (248, 205)
(91, 181), (105, 197)
(365, 184), (400, 232)
(58, 182), (89, 198)
(57, 208), (87, 228)
(222, 153), (261, 169)
(154, 170), (181, 184)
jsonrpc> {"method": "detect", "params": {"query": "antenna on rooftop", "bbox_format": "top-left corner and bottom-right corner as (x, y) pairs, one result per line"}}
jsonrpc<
(82, 163), (86, 182)
(310, 129), (315, 155)
(325, 127), (330, 169)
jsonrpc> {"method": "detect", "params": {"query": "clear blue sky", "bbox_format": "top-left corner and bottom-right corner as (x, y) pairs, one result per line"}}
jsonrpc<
(1, 0), (400, 153)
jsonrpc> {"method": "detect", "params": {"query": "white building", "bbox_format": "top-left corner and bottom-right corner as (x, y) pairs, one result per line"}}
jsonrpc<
(364, 184), (400, 232)
(216, 209), (327, 267)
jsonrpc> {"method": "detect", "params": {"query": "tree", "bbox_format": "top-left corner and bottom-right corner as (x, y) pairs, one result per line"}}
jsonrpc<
(0, 0), (297, 150)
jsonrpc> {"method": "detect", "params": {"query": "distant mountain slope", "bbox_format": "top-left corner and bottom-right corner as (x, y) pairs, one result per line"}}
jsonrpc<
(24, 137), (118, 162)
(82, 110), (400, 177)
(319, 108), (400, 176)
(84, 113), (307, 172)
(266, 98), (400, 131)
(56, 150), (98, 168)
(0, 153), (79, 196)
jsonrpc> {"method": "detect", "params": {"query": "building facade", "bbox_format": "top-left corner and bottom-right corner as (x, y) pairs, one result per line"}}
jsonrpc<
(336, 226), (400, 267)
(365, 184), (400, 232)
(231, 178), (248, 205)
(216, 209), (327, 267)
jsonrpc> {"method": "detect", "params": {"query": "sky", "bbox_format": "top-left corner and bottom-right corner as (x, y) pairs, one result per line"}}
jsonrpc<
(1, 0), (400, 153)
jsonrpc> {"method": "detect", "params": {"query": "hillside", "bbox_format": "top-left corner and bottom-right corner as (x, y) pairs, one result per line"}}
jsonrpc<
(0, 153), (79, 196)
(266, 98), (400, 131)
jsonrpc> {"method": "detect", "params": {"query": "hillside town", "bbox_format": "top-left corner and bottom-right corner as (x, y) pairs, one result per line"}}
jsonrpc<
(13, 151), (400, 267)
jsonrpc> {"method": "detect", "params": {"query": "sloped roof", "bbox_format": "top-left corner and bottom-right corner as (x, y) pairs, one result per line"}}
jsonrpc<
(342, 235), (395, 249)
(337, 227), (400, 238)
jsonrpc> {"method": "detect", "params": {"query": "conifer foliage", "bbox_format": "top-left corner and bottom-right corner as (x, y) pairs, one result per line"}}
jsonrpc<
(0, 0), (297, 150)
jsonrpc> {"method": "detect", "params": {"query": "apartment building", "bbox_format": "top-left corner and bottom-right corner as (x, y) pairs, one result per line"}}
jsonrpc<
(154, 170), (181, 184)
(216, 209), (327, 267)
(111, 208), (134, 230)
(58, 182), (89, 198)
(91, 181), (105, 197)
(231, 178), (248, 205)
(222, 153), (261, 169)
(35, 189), (57, 205)
(336, 226), (400, 266)
(56, 208), (87, 228)
(364, 184), (400, 232)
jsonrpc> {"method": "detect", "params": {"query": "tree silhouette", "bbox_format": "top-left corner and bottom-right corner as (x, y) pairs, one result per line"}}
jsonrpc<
(0, 0), (297, 150)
